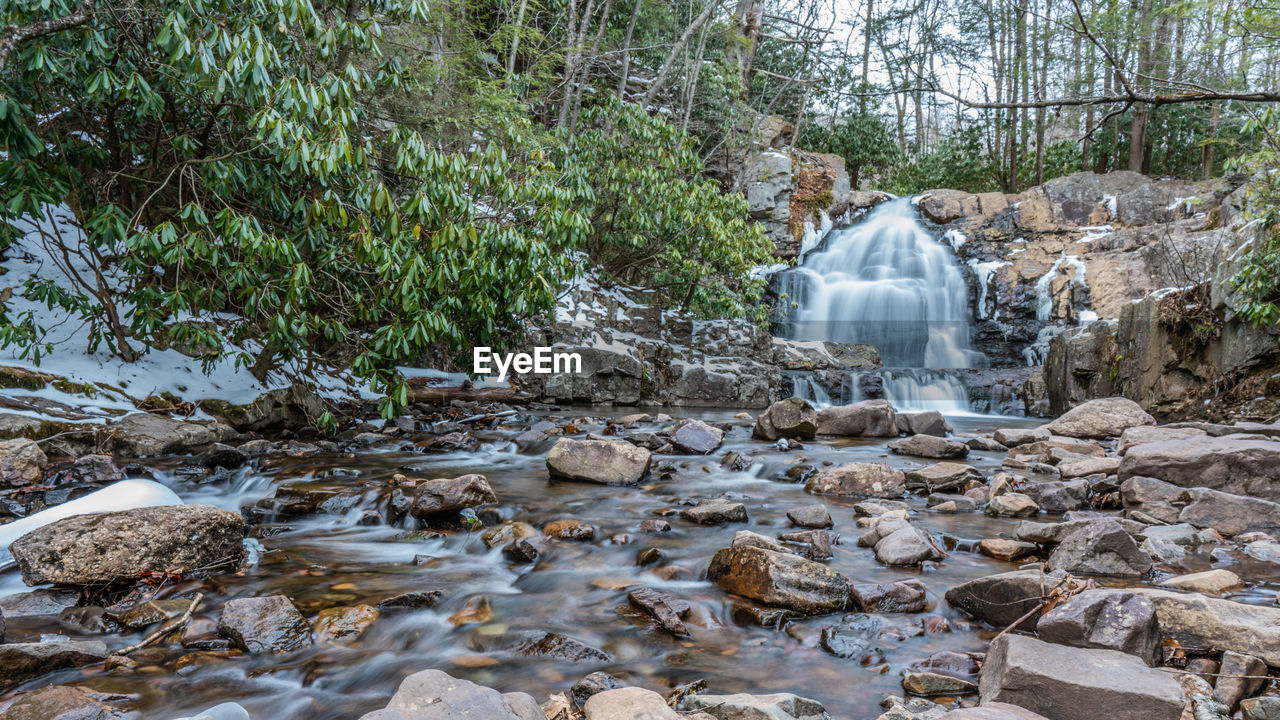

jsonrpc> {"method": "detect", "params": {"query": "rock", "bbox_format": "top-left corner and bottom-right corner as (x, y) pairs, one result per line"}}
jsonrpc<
(1037, 589), (1160, 664)
(670, 419), (725, 454)
(198, 443), (249, 470)
(0, 589), (79, 617)
(680, 499), (748, 524)
(10, 504), (245, 586)
(903, 672), (978, 697)
(875, 525), (943, 566)
(1045, 398), (1155, 439)
(876, 695), (948, 720)
(978, 539), (1039, 562)
(941, 703), (1050, 720)
(1212, 651), (1267, 710)
(1132, 589), (1280, 667)
(1046, 518), (1152, 577)
(889, 435), (969, 460)
(927, 494), (976, 512)
(217, 595), (311, 654)
(1159, 569), (1242, 594)
(628, 588), (690, 637)
(905, 463), (982, 493)
(546, 438), (651, 485)
(685, 692), (831, 719)
(753, 397), (819, 441)
(945, 569), (1066, 631)
(169, 702), (250, 720)
(109, 412), (237, 457)
(993, 427), (1052, 448)
(816, 400), (897, 437)
(0, 640), (109, 691)
(511, 632), (610, 662)
(1119, 475), (1185, 524)
(503, 538), (539, 562)
(851, 580), (927, 613)
(1057, 456), (1121, 479)
(0, 438), (45, 487)
(481, 521), (537, 548)
(820, 613), (885, 660)
(543, 519), (596, 540)
(376, 590), (443, 610)
(1019, 479), (1088, 513)
(1242, 698), (1280, 720)
(1175, 486), (1280, 537)
(1118, 436), (1280, 503)
(583, 687), (678, 720)
(897, 411), (951, 437)
(198, 383), (325, 432)
(313, 604), (378, 645)
(706, 545), (852, 614)
(985, 493), (1040, 518)
(1117, 426), (1207, 454)
(978, 634), (1183, 720)
(571, 672), (624, 708)
(0, 684), (125, 720)
(787, 504), (833, 529)
(410, 474), (496, 516)
(357, 669), (542, 720)
(805, 462), (906, 498)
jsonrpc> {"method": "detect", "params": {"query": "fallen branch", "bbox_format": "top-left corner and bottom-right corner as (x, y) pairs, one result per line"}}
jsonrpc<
(110, 592), (203, 657)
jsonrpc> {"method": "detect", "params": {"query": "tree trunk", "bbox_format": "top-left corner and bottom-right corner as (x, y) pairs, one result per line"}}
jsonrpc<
(616, 0), (642, 100)
(640, 0), (720, 109)
(506, 0), (529, 85)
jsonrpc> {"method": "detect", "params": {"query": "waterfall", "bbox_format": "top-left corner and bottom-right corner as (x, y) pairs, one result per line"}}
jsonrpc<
(775, 197), (985, 412)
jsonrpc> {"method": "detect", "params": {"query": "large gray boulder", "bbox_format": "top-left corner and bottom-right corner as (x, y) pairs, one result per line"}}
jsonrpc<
(218, 595), (311, 654)
(1118, 435), (1280, 502)
(904, 463), (982, 493)
(685, 692), (832, 719)
(875, 525), (944, 566)
(109, 412), (238, 457)
(1132, 589), (1280, 667)
(546, 438), (651, 485)
(0, 438), (46, 487)
(669, 419), (725, 454)
(754, 397), (819, 441)
(816, 400), (897, 437)
(888, 435), (969, 460)
(411, 474), (497, 516)
(583, 687), (678, 719)
(945, 569), (1066, 632)
(1045, 518), (1152, 577)
(10, 504), (245, 586)
(357, 669), (542, 720)
(707, 545), (852, 614)
(0, 684), (128, 719)
(1045, 397), (1155, 439)
(0, 640), (109, 691)
(978, 634), (1183, 720)
(805, 462), (905, 498)
(1037, 589), (1161, 665)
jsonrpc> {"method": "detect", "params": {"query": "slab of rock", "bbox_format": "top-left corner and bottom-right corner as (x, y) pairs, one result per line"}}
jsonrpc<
(1045, 398), (1155, 439)
(905, 463), (982, 493)
(217, 595), (311, 654)
(511, 631), (610, 662)
(685, 692), (831, 719)
(1132, 589), (1280, 667)
(889, 435), (969, 460)
(1117, 425), (1207, 454)
(546, 438), (651, 485)
(875, 525), (943, 566)
(1175, 486), (1280, 537)
(787, 504), (834, 529)
(1020, 479), (1088, 513)
(903, 672), (978, 697)
(1057, 456), (1120, 479)
(805, 462), (906, 498)
(985, 493), (1039, 518)
(110, 412), (237, 456)
(993, 427), (1051, 448)
(0, 437), (46, 487)
(627, 588), (690, 637)
(1159, 569), (1241, 594)
(896, 411), (950, 438)
(978, 539), (1039, 562)
(1213, 651), (1267, 710)
(754, 397), (819, 440)
(1242, 697), (1280, 720)
(584, 688), (678, 720)
(816, 399), (897, 437)
(945, 569), (1066, 631)
(313, 604), (379, 645)
(0, 640), (109, 691)
(851, 580), (927, 613)
(1046, 518), (1152, 577)
(680, 499), (748, 524)
(978, 634), (1183, 720)
(1037, 589), (1160, 664)
(543, 519), (596, 540)
(0, 684), (124, 719)
(670, 419), (725, 454)
(357, 669), (542, 720)
(941, 703), (1050, 720)
(1118, 436), (1280, 502)
(707, 545), (851, 614)
(410, 474), (496, 516)
(968, 437), (1008, 452)
(10, 504), (245, 586)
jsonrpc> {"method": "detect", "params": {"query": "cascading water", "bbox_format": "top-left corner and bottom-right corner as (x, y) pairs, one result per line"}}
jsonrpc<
(776, 197), (985, 412)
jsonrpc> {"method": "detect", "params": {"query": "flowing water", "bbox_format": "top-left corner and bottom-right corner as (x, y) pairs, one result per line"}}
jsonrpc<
(4, 411), (1275, 719)
(776, 198), (985, 411)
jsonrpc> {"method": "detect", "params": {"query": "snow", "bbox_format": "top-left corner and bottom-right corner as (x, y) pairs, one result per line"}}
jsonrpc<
(749, 262), (789, 279)
(1102, 194), (1117, 218)
(1034, 251), (1088, 322)
(1076, 225), (1113, 243)
(944, 228), (967, 252)
(967, 259), (1009, 321)
(1078, 310), (1098, 323)
(797, 210), (834, 262)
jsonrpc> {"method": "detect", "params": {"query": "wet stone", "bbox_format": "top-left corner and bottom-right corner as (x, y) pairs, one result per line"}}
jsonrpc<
(511, 631), (611, 662)
(572, 671), (626, 708)
(543, 519), (596, 540)
(377, 590), (444, 611)
(503, 539), (540, 563)
(852, 580), (928, 613)
(680, 498), (748, 524)
(787, 504), (834, 529)
(313, 604), (379, 645)
(217, 595), (311, 654)
(627, 588), (691, 637)
(0, 640), (109, 691)
(821, 614), (885, 661)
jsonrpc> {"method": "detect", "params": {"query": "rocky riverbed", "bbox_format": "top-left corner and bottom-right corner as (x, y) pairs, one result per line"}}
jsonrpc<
(1, 395), (1279, 720)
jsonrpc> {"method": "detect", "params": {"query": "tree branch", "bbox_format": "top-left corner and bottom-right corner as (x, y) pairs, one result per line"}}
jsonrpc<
(0, 0), (94, 71)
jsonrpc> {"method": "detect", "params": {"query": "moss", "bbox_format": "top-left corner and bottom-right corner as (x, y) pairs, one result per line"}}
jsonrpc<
(0, 366), (52, 390)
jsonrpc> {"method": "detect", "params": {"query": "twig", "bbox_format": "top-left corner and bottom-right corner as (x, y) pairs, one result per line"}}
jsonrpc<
(109, 592), (203, 657)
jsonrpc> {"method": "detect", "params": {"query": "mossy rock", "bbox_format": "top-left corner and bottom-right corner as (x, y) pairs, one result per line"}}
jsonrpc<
(0, 366), (53, 391)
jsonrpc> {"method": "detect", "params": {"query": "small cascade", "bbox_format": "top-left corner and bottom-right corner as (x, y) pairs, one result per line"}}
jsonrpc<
(776, 197), (985, 413)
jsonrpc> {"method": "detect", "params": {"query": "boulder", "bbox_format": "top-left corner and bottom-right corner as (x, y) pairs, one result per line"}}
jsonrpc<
(805, 462), (906, 498)
(1056, 456), (1120, 479)
(546, 438), (651, 485)
(993, 427), (1051, 448)
(985, 493), (1040, 518)
(1037, 589), (1160, 664)
(875, 525), (944, 566)
(685, 692), (831, 719)
(940, 704), (1050, 720)
(109, 412), (237, 457)
(1116, 425), (1206, 454)
(787, 504), (834, 529)
(0, 438), (46, 487)
(510, 632), (610, 662)
(583, 688), (678, 720)
(10, 504), (245, 586)
(888, 435), (969, 460)
(903, 672), (978, 697)
(1213, 651), (1267, 711)
(680, 499), (748, 524)
(1019, 479), (1088, 513)
(851, 580), (927, 613)
(670, 419), (725, 454)
(1175, 486), (1280, 537)
(313, 604), (379, 645)
(897, 411), (951, 437)
(197, 383), (325, 432)
(978, 634), (1183, 720)
(816, 400), (898, 437)
(1242, 697), (1280, 720)
(410, 474), (497, 516)
(217, 595), (311, 654)
(977, 539), (1039, 562)
(1158, 569), (1242, 594)
(357, 669), (542, 720)
(1119, 476), (1184, 524)
(1045, 398), (1155, 439)
(0, 684), (124, 719)
(1132, 589), (1280, 667)
(753, 397), (818, 440)
(0, 640), (109, 691)
(1046, 518), (1152, 577)
(706, 545), (852, 614)
(820, 613), (886, 660)
(1117, 436), (1280, 502)
(570, 672), (625, 708)
(944, 569), (1066, 631)
(904, 463), (982, 493)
